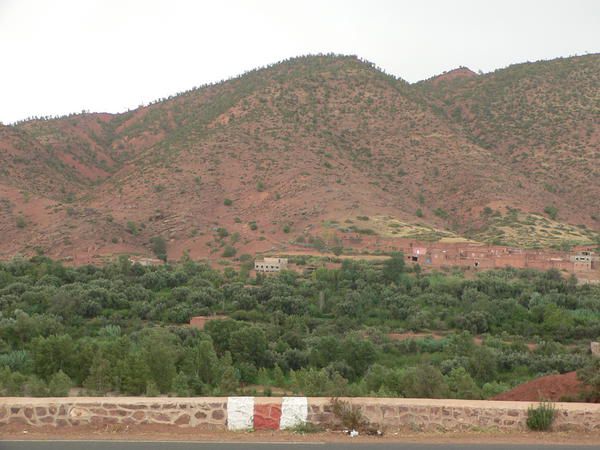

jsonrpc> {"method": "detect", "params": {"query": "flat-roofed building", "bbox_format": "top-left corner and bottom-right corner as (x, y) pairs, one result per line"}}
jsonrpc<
(255, 257), (288, 273)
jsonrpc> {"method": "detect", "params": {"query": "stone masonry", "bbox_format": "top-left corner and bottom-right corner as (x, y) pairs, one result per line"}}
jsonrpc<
(1, 397), (599, 432)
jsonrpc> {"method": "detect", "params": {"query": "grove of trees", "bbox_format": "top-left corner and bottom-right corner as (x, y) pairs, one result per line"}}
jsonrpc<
(0, 254), (598, 399)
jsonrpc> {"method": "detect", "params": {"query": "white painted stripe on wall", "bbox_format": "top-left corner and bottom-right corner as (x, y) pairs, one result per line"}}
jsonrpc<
(227, 396), (254, 430)
(280, 396), (308, 429)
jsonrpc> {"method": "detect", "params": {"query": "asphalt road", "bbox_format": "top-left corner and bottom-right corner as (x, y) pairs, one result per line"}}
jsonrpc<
(0, 442), (597, 450)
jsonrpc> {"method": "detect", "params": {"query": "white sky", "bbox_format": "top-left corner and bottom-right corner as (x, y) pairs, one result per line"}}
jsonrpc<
(0, 0), (598, 123)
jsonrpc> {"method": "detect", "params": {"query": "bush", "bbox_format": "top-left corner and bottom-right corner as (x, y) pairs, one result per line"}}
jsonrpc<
(222, 246), (237, 258)
(331, 398), (368, 431)
(544, 206), (558, 220)
(434, 208), (448, 219)
(16, 216), (26, 229)
(577, 358), (600, 402)
(127, 221), (139, 235)
(526, 401), (556, 431)
(223, 198), (233, 206)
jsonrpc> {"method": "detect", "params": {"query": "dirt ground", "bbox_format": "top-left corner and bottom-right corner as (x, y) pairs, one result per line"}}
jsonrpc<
(1, 424), (600, 446)
(493, 372), (589, 402)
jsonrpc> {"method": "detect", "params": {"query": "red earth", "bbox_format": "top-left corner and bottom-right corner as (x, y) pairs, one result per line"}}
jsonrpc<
(493, 372), (591, 402)
(1, 54), (598, 264)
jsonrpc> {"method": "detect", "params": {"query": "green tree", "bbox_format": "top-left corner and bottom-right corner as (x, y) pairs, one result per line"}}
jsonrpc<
(84, 355), (113, 394)
(31, 334), (76, 380)
(118, 352), (150, 395)
(47, 370), (72, 396)
(139, 329), (178, 393)
(217, 352), (239, 394)
(382, 252), (405, 284)
(230, 326), (268, 367)
(446, 367), (481, 399)
(181, 339), (219, 389)
(401, 364), (448, 398)
(172, 371), (191, 396)
(468, 346), (498, 383)
(150, 236), (167, 262)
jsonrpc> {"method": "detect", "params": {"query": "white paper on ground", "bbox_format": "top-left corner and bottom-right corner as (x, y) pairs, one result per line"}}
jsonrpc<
(280, 396), (308, 429)
(227, 396), (254, 430)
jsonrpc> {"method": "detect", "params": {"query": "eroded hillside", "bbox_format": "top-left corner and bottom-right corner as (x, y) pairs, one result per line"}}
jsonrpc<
(1, 54), (598, 262)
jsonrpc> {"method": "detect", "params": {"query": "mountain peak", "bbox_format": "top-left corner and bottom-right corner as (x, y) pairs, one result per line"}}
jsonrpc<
(424, 66), (478, 85)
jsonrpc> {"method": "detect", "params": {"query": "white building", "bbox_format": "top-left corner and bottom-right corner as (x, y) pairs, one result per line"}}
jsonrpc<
(254, 257), (288, 273)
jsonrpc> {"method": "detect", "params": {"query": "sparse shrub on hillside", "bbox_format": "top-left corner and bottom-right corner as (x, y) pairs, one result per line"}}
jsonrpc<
(249, 221), (258, 231)
(223, 198), (233, 206)
(434, 208), (448, 219)
(416, 208), (423, 218)
(544, 205), (558, 220)
(64, 192), (75, 203)
(217, 227), (229, 238)
(222, 245), (236, 257)
(127, 221), (139, 235)
(256, 181), (265, 192)
(526, 402), (556, 431)
(283, 224), (291, 233)
(16, 216), (26, 229)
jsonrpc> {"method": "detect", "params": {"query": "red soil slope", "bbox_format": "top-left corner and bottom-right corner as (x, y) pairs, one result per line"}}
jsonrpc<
(1, 54), (598, 263)
(493, 372), (588, 402)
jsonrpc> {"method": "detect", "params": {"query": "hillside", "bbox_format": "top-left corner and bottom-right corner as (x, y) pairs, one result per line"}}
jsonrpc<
(417, 54), (600, 241)
(0, 54), (598, 263)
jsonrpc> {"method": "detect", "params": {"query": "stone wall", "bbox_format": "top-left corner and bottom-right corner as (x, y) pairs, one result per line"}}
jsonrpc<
(308, 398), (600, 432)
(1, 397), (599, 432)
(0, 397), (227, 429)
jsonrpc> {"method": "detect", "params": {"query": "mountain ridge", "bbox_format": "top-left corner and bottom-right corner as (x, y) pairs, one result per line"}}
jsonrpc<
(1, 54), (598, 263)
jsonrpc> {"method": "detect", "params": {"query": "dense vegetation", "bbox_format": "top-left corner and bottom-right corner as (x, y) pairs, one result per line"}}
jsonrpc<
(0, 255), (598, 398)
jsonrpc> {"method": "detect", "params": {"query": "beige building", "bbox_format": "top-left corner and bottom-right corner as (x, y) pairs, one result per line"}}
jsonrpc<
(255, 257), (288, 273)
(570, 251), (595, 272)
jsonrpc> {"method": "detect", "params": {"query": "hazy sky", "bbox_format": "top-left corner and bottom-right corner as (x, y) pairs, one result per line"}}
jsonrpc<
(1, 0), (598, 123)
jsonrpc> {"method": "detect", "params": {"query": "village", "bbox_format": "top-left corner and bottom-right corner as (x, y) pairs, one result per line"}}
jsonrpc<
(252, 240), (599, 283)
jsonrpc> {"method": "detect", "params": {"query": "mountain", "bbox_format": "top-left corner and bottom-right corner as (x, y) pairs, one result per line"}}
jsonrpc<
(1, 54), (598, 263)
